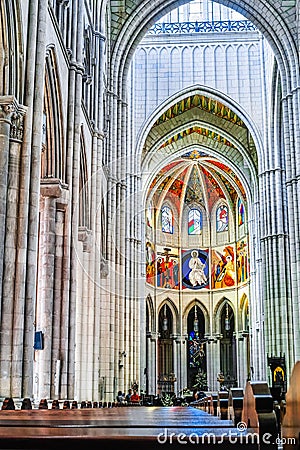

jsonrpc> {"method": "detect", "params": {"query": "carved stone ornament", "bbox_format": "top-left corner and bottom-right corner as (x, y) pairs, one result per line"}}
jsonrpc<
(0, 96), (27, 141)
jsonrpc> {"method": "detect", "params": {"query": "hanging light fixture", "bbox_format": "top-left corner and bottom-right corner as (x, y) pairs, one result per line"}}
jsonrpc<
(163, 304), (168, 331)
(225, 303), (230, 331)
(193, 305), (199, 333)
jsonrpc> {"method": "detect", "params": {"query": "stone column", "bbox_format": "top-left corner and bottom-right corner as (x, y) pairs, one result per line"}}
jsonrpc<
(21, 0), (48, 398)
(77, 227), (93, 400)
(0, 96), (22, 396)
(175, 336), (185, 394)
(0, 97), (18, 298)
(8, 106), (27, 398)
(283, 87), (300, 368)
(35, 181), (62, 400)
(51, 197), (68, 399)
(147, 332), (158, 395)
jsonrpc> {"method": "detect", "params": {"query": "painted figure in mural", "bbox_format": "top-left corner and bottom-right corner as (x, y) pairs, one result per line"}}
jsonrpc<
(214, 246), (235, 288)
(237, 240), (248, 283)
(156, 257), (164, 287)
(146, 242), (155, 284)
(188, 250), (207, 287)
(216, 205), (228, 232)
(172, 259), (179, 288)
(238, 199), (245, 226)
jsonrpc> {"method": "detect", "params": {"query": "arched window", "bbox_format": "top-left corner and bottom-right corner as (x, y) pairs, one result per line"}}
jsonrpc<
(161, 205), (173, 234)
(216, 204), (228, 232)
(188, 208), (202, 235)
(238, 198), (245, 226)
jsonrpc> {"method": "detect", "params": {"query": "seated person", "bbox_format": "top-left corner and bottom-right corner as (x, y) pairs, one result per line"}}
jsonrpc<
(125, 388), (132, 403)
(130, 389), (140, 403)
(116, 390), (125, 403)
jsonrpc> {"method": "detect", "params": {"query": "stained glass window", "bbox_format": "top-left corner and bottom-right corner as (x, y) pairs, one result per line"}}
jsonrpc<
(238, 198), (245, 226)
(188, 208), (202, 235)
(161, 205), (173, 234)
(216, 204), (228, 232)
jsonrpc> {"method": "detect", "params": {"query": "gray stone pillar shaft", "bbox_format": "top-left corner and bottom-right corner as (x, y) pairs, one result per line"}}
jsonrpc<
(51, 206), (65, 399)
(151, 336), (157, 394)
(0, 98), (16, 396)
(66, 68), (82, 399)
(0, 111), (10, 292)
(89, 29), (102, 399)
(90, 135), (99, 401)
(7, 138), (22, 397)
(59, 63), (76, 398)
(105, 90), (118, 399)
(36, 195), (56, 399)
(282, 89), (300, 368)
(20, 0), (47, 398)
(260, 83), (295, 378)
(67, 0), (84, 400)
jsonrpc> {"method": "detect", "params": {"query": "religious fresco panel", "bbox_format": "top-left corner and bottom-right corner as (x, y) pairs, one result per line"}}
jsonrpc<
(211, 245), (236, 289)
(156, 245), (179, 289)
(182, 248), (209, 289)
(146, 241), (156, 286)
(236, 238), (249, 284)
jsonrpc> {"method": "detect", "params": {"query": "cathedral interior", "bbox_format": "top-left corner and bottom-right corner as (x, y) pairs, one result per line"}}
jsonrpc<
(0, 1), (300, 442)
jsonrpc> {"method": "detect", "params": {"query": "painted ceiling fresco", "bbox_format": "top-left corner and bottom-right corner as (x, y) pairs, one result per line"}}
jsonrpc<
(154, 95), (245, 128)
(148, 153), (246, 212)
(159, 126), (236, 149)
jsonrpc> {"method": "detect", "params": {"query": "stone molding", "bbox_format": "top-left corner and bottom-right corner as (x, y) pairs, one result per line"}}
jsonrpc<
(0, 96), (27, 141)
(40, 178), (64, 198)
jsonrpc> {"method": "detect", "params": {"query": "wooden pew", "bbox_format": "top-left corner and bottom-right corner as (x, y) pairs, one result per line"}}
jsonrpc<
(228, 388), (244, 426)
(282, 361), (300, 449)
(218, 391), (229, 420)
(242, 381), (278, 448)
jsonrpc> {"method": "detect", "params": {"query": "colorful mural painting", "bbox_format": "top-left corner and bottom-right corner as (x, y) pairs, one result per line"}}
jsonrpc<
(147, 243), (248, 289)
(182, 249), (209, 289)
(238, 198), (245, 226)
(211, 245), (235, 288)
(154, 95), (245, 128)
(146, 241), (156, 286)
(216, 204), (229, 232)
(156, 246), (179, 289)
(236, 239), (249, 284)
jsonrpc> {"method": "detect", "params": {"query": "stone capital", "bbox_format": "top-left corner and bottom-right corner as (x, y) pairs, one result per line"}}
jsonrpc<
(0, 96), (18, 121)
(40, 178), (63, 198)
(78, 226), (93, 253)
(147, 331), (159, 341)
(10, 105), (27, 142)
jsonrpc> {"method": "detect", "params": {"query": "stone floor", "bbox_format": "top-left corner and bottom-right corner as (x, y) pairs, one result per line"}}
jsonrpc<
(0, 406), (263, 449)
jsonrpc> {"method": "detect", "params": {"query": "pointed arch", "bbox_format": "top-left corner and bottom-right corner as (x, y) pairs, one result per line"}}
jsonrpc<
(213, 296), (236, 334)
(42, 46), (65, 182)
(78, 129), (90, 229)
(146, 294), (155, 332)
(0, 0), (24, 100)
(158, 297), (179, 333)
(183, 299), (210, 335)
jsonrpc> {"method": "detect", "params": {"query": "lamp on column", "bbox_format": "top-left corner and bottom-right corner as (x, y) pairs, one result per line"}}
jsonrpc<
(225, 303), (230, 331)
(163, 304), (168, 331)
(193, 305), (199, 333)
